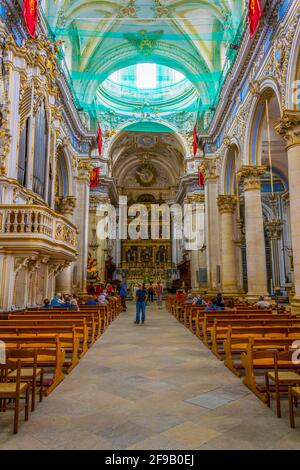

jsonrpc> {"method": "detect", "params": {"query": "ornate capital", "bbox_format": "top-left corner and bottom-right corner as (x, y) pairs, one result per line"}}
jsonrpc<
(217, 195), (237, 214)
(184, 194), (205, 204)
(275, 110), (300, 148)
(223, 136), (231, 148)
(77, 159), (92, 183)
(55, 196), (76, 215)
(200, 158), (218, 181)
(90, 195), (111, 212)
(266, 220), (283, 240)
(239, 165), (266, 192)
(249, 80), (261, 97)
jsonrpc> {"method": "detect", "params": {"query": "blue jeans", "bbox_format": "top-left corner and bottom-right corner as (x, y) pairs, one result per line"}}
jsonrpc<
(136, 301), (146, 323)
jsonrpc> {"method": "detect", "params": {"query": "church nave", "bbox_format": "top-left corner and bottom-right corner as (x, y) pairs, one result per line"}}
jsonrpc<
(0, 304), (299, 450)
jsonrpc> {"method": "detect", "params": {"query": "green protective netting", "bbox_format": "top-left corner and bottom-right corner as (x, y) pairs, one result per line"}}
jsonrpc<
(41, 0), (246, 134)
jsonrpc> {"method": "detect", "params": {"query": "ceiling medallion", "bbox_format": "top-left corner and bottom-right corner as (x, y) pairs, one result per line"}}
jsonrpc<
(124, 29), (164, 56)
(135, 162), (157, 187)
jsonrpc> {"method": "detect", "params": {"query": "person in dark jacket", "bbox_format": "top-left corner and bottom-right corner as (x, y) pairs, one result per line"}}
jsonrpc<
(135, 284), (148, 325)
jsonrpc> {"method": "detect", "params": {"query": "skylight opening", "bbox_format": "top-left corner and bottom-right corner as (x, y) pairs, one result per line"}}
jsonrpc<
(136, 63), (157, 89)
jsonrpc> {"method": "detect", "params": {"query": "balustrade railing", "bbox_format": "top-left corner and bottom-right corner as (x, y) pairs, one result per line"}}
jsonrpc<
(0, 205), (77, 248)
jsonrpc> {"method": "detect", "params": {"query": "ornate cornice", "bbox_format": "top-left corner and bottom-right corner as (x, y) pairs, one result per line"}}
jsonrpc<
(217, 195), (237, 214)
(239, 165), (266, 191)
(274, 110), (300, 148)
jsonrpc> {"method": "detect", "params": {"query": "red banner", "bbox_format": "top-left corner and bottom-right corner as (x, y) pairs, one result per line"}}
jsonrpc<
(90, 167), (100, 188)
(192, 125), (198, 157)
(97, 123), (103, 157)
(23, 0), (38, 39)
(249, 0), (262, 39)
(198, 166), (205, 188)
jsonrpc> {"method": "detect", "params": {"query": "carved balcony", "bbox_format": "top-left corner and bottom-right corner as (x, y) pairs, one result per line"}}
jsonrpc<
(0, 205), (78, 260)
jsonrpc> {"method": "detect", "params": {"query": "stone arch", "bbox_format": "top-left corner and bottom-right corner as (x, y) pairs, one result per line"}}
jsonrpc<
(245, 82), (282, 167)
(105, 120), (189, 161)
(221, 141), (241, 195)
(56, 145), (74, 197)
(286, 18), (300, 110)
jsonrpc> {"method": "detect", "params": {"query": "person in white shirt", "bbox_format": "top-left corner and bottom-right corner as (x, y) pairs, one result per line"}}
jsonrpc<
(255, 295), (270, 309)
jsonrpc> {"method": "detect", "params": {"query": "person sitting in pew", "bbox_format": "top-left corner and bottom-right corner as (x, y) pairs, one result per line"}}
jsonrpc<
(254, 295), (271, 309)
(193, 294), (206, 306)
(43, 298), (51, 308)
(50, 293), (65, 307)
(176, 290), (186, 301)
(69, 294), (79, 311)
(184, 294), (194, 304)
(85, 296), (98, 306)
(98, 293), (108, 305)
(212, 292), (225, 309)
(205, 300), (223, 312)
(63, 295), (72, 309)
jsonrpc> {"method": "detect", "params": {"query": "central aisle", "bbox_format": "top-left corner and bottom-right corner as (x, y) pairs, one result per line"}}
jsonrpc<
(1, 303), (299, 450)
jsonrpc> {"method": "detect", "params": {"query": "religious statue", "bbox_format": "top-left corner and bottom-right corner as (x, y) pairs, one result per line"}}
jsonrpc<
(87, 253), (101, 283)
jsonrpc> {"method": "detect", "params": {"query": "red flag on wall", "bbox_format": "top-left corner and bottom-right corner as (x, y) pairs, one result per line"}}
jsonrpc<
(23, 0), (38, 39)
(192, 125), (198, 157)
(90, 167), (100, 188)
(97, 123), (103, 157)
(198, 166), (205, 188)
(249, 0), (262, 39)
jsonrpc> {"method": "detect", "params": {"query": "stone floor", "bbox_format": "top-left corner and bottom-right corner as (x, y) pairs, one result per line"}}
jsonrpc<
(1, 302), (300, 450)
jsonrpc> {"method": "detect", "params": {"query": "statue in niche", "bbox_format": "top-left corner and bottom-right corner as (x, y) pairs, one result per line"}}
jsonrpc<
(141, 247), (152, 263)
(157, 246), (167, 263)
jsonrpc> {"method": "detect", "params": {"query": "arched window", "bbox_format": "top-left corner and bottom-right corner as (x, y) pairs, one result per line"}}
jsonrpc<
(33, 101), (48, 198)
(17, 117), (30, 186)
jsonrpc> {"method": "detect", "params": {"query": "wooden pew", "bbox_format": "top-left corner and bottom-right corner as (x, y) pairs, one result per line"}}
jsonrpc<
(19, 308), (105, 338)
(241, 337), (300, 402)
(0, 335), (65, 395)
(198, 311), (281, 342)
(223, 327), (297, 377)
(0, 325), (82, 373)
(7, 316), (96, 345)
(201, 311), (288, 342)
(209, 318), (300, 357)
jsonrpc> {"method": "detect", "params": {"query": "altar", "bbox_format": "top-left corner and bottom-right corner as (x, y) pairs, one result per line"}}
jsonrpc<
(121, 240), (172, 284)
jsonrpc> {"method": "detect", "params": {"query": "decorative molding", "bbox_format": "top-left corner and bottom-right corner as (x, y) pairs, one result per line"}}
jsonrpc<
(55, 196), (77, 215)
(266, 220), (283, 240)
(184, 194), (205, 204)
(274, 110), (300, 148)
(200, 158), (218, 181)
(239, 165), (266, 191)
(217, 195), (237, 214)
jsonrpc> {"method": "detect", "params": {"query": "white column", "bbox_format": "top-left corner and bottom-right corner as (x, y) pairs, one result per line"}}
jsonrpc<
(55, 197), (76, 294)
(0, 254), (15, 311)
(202, 159), (221, 292)
(276, 111), (300, 312)
(217, 195), (239, 293)
(73, 162), (90, 293)
(241, 166), (268, 300)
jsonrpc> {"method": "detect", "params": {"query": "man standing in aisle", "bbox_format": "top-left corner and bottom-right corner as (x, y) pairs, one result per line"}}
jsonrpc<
(135, 283), (148, 325)
(119, 280), (128, 311)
